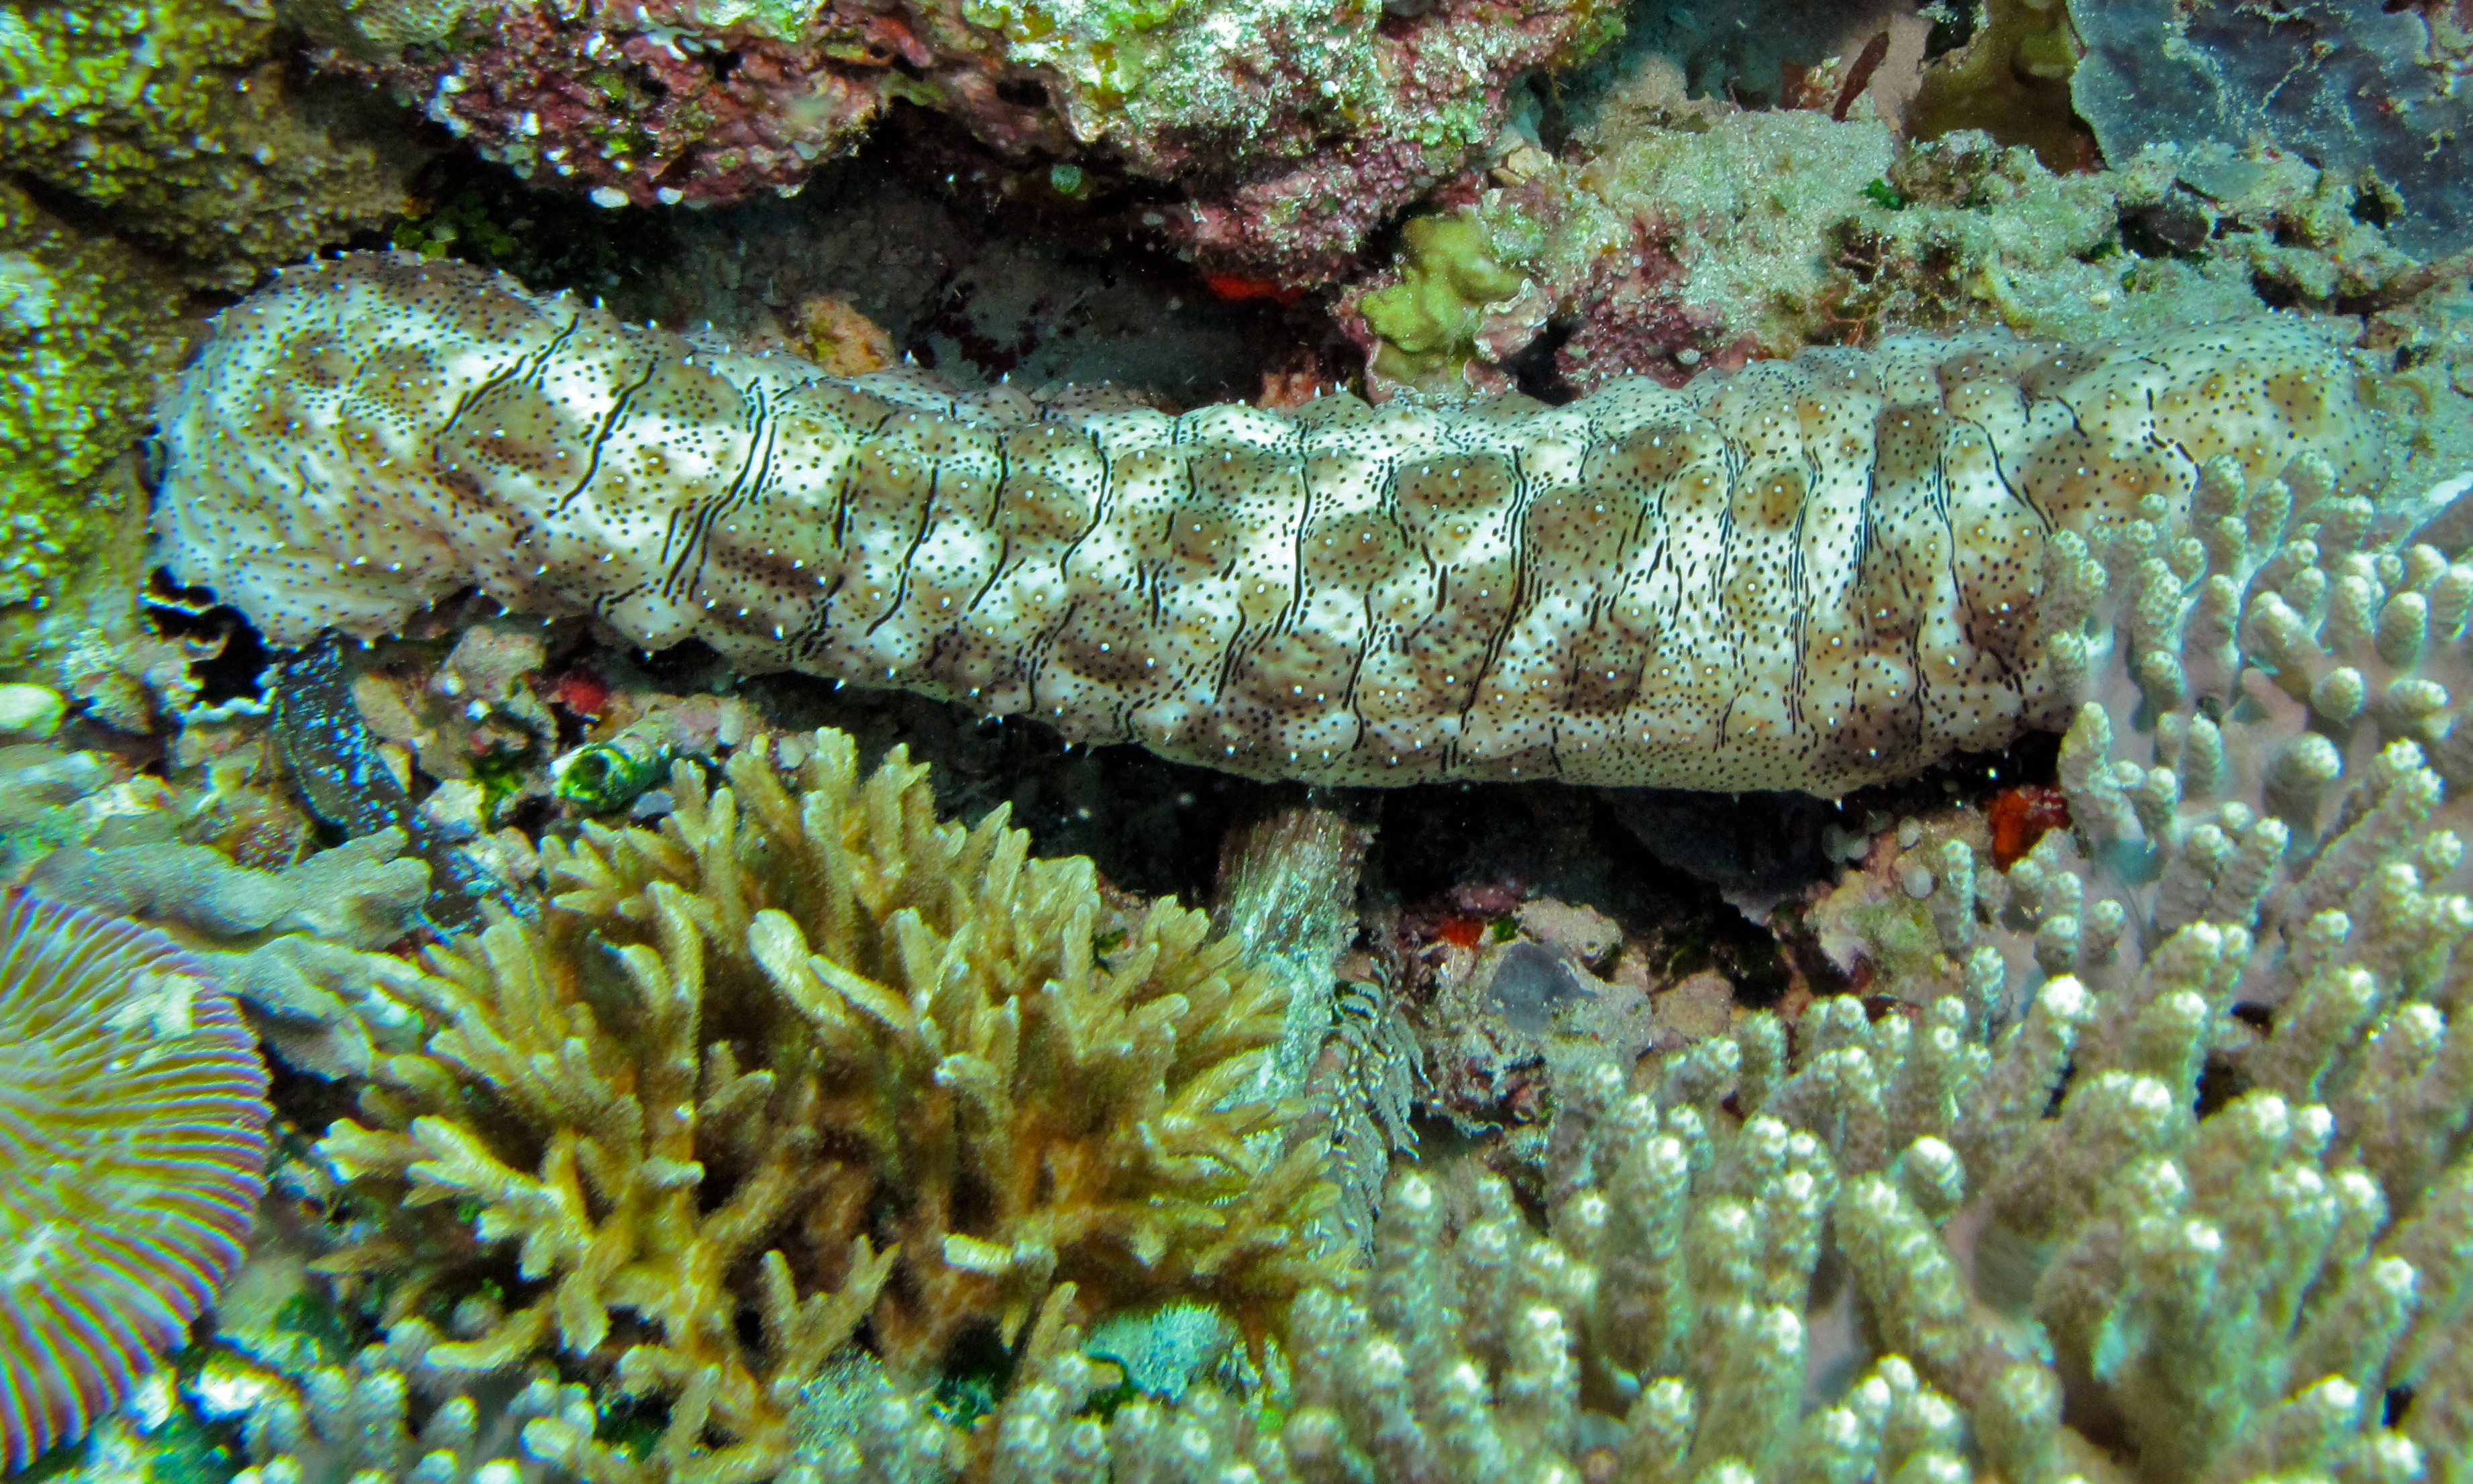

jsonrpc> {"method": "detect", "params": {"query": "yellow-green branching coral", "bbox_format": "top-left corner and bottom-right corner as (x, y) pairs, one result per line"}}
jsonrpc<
(315, 727), (1338, 1484)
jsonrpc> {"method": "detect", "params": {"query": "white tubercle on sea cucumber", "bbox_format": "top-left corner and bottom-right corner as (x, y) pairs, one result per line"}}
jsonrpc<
(152, 252), (2406, 792)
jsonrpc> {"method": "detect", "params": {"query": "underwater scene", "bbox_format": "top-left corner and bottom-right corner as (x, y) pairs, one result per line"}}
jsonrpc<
(5, 0), (2473, 1479)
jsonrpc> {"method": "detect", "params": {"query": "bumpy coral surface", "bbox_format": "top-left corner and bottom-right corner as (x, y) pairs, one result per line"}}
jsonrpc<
(0, 187), (183, 626)
(0, 892), (271, 1471)
(0, 0), (413, 284)
(305, 0), (1614, 282)
(156, 252), (2407, 794)
(315, 728), (1332, 1484)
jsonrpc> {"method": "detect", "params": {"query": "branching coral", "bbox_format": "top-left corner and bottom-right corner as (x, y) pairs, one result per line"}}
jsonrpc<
(313, 728), (1336, 1484)
(813, 951), (2473, 1479)
(791, 959), (2473, 1482)
(215, 1320), (600, 1484)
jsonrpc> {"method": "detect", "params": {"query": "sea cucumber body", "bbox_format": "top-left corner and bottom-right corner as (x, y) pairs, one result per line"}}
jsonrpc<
(154, 254), (2391, 792)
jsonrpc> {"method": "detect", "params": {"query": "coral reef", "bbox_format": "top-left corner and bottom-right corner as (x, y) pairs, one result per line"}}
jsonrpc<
(312, 728), (1335, 1484)
(2069, 0), (2473, 259)
(212, 1321), (597, 1484)
(0, 893), (272, 1471)
(765, 936), (2473, 1480)
(295, 0), (1616, 282)
(1348, 83), (2456, 403)
(17, 12), (2473, 1481)
(0, 0), (416, 286)
(0, 184), (185, 642)
(156, 250), (2420, 792)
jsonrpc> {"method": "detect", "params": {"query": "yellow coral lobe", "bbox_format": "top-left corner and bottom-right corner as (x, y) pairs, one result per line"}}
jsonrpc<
(155, 253), (2400, 794)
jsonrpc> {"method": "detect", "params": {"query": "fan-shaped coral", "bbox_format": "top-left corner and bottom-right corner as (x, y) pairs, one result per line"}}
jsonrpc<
(0, 892), (273, 1471)
(314, 727), (1338, 1484)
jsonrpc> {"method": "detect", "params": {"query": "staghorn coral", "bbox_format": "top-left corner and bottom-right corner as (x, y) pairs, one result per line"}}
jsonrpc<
(313, 727), (1334, 1484)
(154, 250), (2423, 794)
(771, 947), (2473, 1481)
(209, 1319), (599, 1484)
(0, 892), (272, 1471)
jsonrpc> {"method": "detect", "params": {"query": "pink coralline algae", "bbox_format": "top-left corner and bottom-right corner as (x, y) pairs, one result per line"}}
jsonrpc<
(331, 4), (951, 209)
(313, 0), (1622, 283)
(1143, 0), (1625, 284)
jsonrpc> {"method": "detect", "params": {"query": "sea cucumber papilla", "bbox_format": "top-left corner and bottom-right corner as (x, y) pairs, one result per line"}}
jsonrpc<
(153, 252), (2397, 793)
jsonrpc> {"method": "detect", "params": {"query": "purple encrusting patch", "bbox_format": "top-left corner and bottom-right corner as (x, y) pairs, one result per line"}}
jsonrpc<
(0, 892), (271, 1470)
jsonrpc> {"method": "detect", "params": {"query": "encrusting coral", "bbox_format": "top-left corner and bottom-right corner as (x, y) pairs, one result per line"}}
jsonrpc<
(293, 0), (1618, 284)
(1348, 83), (2455, 403)
(0, 0), (415, 286)
(0, 892), (272, 1472)
(0, 182), (185, 641)
(313, 727), (1336, 1484)
(2068, 0), (2473, 258)
(27, 828), (435, 1078)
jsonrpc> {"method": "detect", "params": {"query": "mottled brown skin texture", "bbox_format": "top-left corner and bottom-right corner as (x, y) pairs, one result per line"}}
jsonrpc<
(155, 254), (2391, 792)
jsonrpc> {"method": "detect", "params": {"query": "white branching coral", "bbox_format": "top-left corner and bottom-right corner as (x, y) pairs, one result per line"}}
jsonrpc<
(798, 969), (2469, 1482)
(310, 727), (1336, 1484)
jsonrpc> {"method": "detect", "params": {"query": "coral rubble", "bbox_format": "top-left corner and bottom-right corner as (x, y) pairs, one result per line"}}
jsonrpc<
(313, 728), (1334, 1484)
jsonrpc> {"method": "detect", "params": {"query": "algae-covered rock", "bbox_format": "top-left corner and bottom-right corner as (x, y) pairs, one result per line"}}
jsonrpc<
(0, 184), (184, 636)
(0, 0), (417, 285)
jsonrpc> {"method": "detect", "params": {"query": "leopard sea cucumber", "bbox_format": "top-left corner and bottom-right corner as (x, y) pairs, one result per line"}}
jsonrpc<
(153, 253), (2398, 794)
